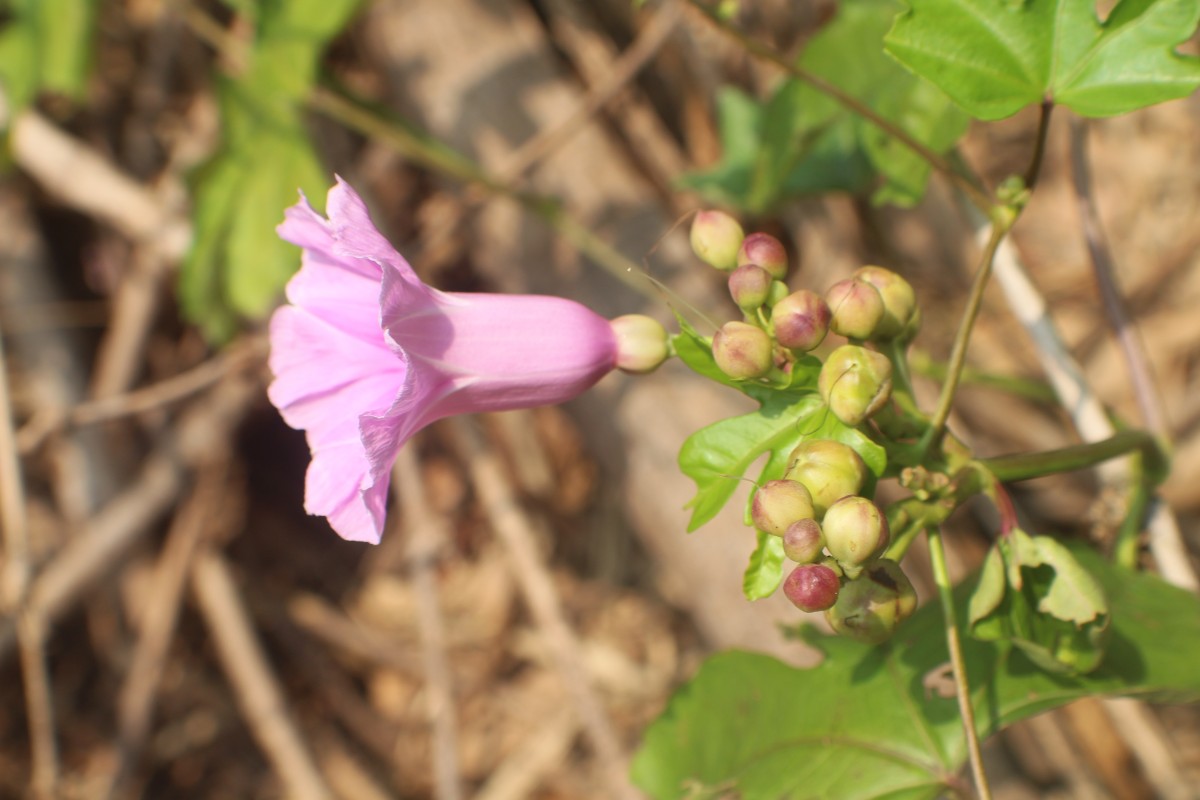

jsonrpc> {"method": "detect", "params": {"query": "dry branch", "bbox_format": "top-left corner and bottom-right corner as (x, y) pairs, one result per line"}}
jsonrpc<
(192, 547), (333, 800)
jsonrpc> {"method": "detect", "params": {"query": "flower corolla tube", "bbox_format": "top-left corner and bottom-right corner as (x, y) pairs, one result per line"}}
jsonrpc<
(268, 178), (632, 544)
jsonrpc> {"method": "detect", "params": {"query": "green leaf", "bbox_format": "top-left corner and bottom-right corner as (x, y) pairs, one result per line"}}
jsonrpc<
(179, 0), (367, 340)
(681, 0), (966, 211)
(0, 0), (99, 113)
(679, 395), (824, 533)
(886, 0), (1200, 120)
(180, 128), (328, 341)
(669, 316), (822, 403)
(633, 550), (1200, 799)
(968, 529), (1110, 674)
(743, 531), (787, 600)
(679, 393), (886, 534)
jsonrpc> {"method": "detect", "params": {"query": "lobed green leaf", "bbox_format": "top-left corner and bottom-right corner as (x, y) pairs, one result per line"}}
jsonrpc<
(633, 549), (1200, 799)
(886, 0), (1200, 120)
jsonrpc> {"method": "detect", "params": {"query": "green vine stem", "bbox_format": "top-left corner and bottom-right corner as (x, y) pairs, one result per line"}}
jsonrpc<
(926, 525), (992, 800)
(1022, 100), (1054, 192)
(682, 0), (994, 213)
(918, 213), (1014, 457)
(907, 350), (1057, 403)
(979, 429), (1168, 485)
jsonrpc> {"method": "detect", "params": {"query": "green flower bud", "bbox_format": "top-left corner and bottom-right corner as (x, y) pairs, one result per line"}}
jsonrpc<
(826, 278), (885, 340)
(736, 232), (789, 280)
(900, 304), (922, 343)
(783, 563), (840, 612)
(818, 344), (893, 426)
(823, 496), (889, 568)
(750, 479), (815, 537)
(853, 266), (916, 339)
(712, 321), (772, 379)
(690, 210), (744, 271)
(765, 280), (790, 308)
(771, 289), (831, 352)
(784, 439), (867, 518)
(728, 264), (773, 313)
(610, 314), (670, 374)
(782, 518), (824, 563)
(825, 560), (917, 644)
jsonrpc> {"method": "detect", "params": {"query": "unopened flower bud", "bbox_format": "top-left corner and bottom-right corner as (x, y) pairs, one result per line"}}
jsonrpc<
(784, 439), (867, 518)
(736, 232), (789, 280)
(783, 518), (824, 563)
(783, 564), (840, 612)
(853, 266), (915, 339)
(750, 479), (814, 537)
(825, 560), (916, 643)
(900, 304), (922, 342)
(610, 315), (669, 374)
(691, 210), (744, 272)
(728, 264), (773, 313)
(818, 344), (893, 426)
(712, 321), (772, 379)
(826, 278), (885, 340)
(765, 280), (790, 308)
(823, 496), (889, 568)
(771, 289), (831, 352)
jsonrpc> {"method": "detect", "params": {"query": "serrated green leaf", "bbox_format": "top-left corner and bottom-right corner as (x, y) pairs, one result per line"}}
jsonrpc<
(886, 0), (1200, 120)
(179, 0), (365, 340)
(181, 128), (328, 341)
(743, 530), (787, 600)
(226, 132), (327, 317)
(633, 550), (1200, 799)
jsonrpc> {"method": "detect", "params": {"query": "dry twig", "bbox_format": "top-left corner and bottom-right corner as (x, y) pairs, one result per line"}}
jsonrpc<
(102, 459), (241, 798)
(391, 445), (463, 800)
(0, 331), (60, 798)
(191, 547), (333, 800)
(0, 374), (260, 662)
(17, 335), (267, 455)
(447, 417), (636, 800)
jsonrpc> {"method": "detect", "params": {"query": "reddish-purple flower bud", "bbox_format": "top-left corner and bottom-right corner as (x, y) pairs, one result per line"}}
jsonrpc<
(853, 266), (916, 339)
(826, 278), (885, 340)
(823, 496), (889, 568)
(691, 210), (744, 272)
(610, 314), (669, 374)
(783, 518), (824, 563)
(771, 289), (831, 352)
(736, 232), (789, 280)
(783, 564), (841, 612)
(712, 321), (772, 379)
(751, 479), (815, 537)
(825, 560), (916, 643)
(818, 344), (893, 426)
(784, 439), (868, 518)
(728, 264), (773, 312)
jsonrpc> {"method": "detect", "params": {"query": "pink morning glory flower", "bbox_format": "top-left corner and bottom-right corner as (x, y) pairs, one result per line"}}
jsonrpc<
(268, 178), (665, 544)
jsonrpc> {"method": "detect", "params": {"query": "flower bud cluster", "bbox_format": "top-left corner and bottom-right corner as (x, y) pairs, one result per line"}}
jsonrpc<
(748, 438), (916, 640)
(691, 211), (920, 644)
(689, 211), (917, 429)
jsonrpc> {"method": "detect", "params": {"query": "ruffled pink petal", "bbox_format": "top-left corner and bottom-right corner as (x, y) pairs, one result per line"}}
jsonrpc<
(268, 305), (408, 543)
(324, 177), (422, 288)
